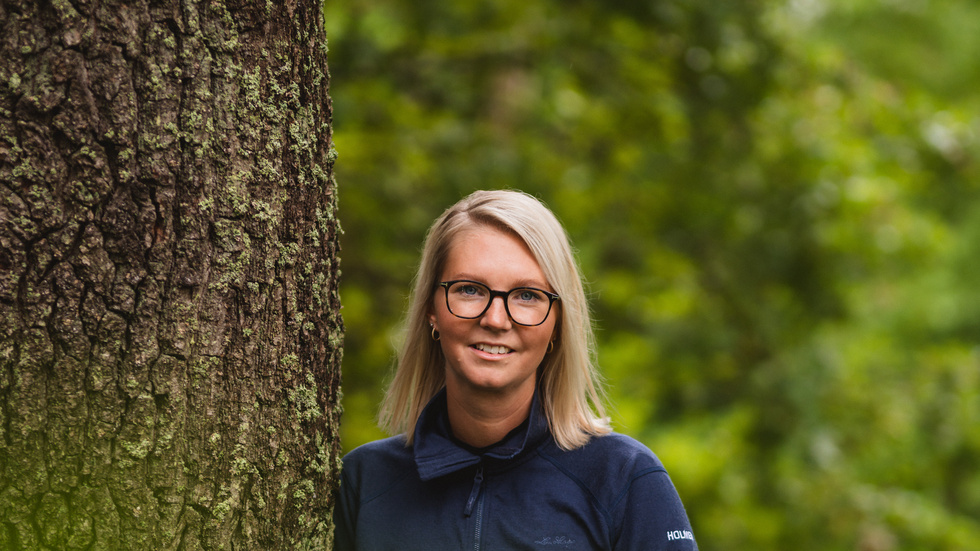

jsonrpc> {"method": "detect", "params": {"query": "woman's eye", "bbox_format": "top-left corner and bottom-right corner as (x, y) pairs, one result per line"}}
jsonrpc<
(516, 290), (542, 302)
(457, 284), (485, 296)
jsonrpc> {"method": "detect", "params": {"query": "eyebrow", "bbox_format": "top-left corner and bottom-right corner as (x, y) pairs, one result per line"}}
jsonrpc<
(448, 274), (552, 290)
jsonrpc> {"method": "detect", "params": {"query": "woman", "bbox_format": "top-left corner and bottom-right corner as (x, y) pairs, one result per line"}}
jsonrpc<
(334, 190), (697, 550)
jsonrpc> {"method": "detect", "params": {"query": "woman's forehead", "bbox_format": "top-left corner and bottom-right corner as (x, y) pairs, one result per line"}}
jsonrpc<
(441, 226), (549, 287)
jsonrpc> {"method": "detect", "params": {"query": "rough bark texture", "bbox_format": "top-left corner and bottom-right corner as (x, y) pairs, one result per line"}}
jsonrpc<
(0, 0), (342, 548)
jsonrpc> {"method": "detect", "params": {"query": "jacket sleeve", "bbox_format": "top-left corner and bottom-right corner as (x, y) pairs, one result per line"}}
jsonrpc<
(614, 468), (698, 551)
(332, 464), (358, 551)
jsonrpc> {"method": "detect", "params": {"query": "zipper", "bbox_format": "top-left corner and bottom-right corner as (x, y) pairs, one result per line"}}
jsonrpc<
(464, 465), (484, 516)
(473, 491), (484, 551)
(464, 465), (486, 551)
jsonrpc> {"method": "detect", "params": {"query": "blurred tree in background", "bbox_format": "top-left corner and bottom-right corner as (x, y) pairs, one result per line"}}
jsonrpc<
(326, 0), (980, 549)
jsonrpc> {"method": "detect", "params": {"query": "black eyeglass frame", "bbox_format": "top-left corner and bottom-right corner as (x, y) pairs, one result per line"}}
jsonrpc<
(437, 280), (561, 327)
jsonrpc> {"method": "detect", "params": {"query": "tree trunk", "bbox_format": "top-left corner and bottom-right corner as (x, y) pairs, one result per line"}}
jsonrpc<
(0, 0), (343, 548)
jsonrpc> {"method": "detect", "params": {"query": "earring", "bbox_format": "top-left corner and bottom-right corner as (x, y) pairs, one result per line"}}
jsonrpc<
(547, 340), (555, 353)
(431, 326), (440, 341)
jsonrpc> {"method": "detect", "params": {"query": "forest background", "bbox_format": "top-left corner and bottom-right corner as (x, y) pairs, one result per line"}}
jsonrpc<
(327, 0), (980, 549)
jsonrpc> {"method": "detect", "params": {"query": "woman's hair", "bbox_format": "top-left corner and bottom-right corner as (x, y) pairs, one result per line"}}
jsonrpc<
(379, 189), (611, 450)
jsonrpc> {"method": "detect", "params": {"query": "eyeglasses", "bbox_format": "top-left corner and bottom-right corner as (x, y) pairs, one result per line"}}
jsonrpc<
(438, 280), (560, 327)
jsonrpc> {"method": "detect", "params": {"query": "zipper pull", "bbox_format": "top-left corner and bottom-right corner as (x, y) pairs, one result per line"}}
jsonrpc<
(464, 465), (484, 517)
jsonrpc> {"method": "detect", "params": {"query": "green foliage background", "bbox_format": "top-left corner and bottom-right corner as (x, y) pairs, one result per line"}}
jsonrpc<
(325, 0), (980, 548)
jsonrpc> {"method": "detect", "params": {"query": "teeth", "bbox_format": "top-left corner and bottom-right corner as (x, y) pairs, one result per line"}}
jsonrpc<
(475, 344), (512, 355)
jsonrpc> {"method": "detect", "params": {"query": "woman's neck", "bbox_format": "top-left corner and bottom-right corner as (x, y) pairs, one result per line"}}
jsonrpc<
(444, 384), (534, 449)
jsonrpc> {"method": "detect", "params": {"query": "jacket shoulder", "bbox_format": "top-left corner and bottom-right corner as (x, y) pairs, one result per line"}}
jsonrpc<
(550, 431), (665, 472)
(343, 434), (411, 464)
(536, 432), (669, 505)
(340, 435), (415, 502)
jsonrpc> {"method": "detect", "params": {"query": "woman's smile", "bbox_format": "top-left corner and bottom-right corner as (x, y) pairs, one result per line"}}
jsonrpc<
(472, 343), (514, 356)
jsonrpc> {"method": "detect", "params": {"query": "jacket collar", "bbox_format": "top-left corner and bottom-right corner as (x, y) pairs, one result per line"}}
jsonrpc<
(413, 387), (550, 481)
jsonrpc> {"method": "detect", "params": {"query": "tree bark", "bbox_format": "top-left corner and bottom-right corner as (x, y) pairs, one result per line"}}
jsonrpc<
(0, 0), (343, 548)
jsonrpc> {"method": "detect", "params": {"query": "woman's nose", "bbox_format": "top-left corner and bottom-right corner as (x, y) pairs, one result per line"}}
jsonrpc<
(480, 296), (513, 329)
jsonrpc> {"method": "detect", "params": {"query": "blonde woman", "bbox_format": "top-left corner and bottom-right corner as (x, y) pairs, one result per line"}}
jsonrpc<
(334, 190), (697, 550)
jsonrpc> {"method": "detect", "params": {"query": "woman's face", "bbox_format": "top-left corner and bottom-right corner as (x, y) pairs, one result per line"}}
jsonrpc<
(430, 225), (558, 401)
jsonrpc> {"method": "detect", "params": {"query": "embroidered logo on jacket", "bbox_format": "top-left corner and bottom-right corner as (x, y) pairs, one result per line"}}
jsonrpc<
(535, 536), (576, 547)
(667, 530), (695, 541)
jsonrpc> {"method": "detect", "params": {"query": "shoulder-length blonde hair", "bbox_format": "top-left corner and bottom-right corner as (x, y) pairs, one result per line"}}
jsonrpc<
(379, 189), (611, 450)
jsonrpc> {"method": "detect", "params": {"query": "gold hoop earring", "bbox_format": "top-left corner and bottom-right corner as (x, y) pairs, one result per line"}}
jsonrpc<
(431, 326), (440, 341)
(547, 340), (555, 354)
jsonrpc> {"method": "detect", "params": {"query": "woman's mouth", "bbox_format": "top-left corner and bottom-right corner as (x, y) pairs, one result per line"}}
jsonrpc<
(472, 343), (513, 355)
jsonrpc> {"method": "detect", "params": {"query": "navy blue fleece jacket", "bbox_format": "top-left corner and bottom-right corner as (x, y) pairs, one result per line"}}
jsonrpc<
(334, 389), (697, 551)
